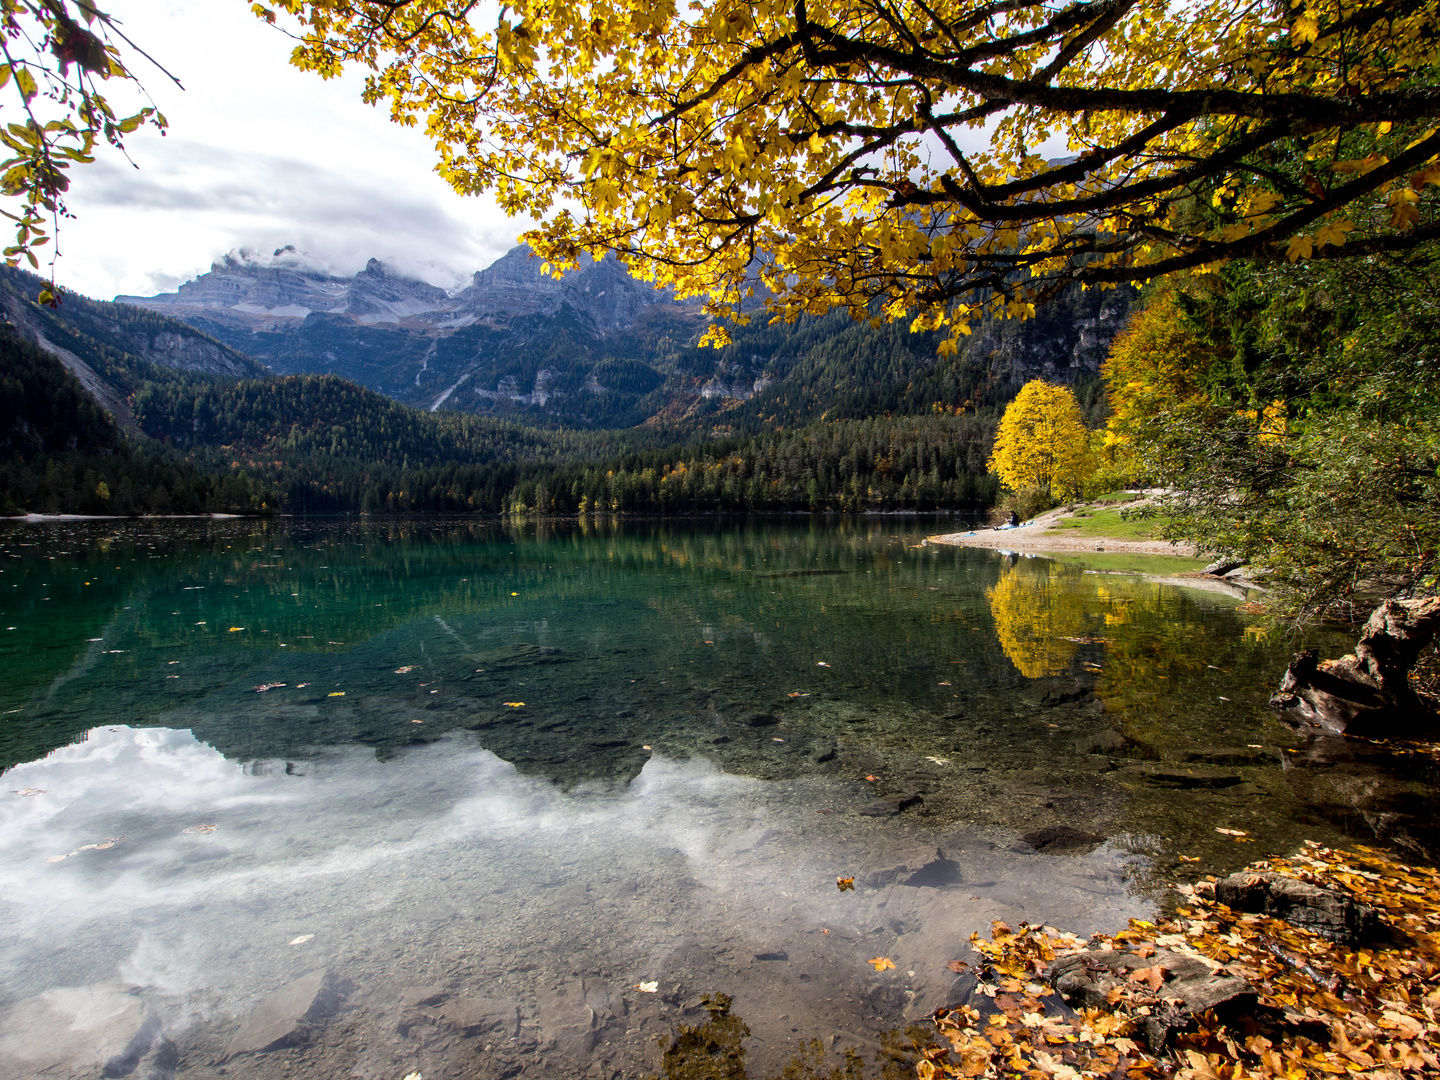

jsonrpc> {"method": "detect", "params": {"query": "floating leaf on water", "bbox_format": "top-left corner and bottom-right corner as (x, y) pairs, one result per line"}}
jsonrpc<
(228, 627), (245, 632)
(868, 957), (896, 972)
(394, 665), (418, 674)
(44, 855), (66, 863)
(787, 692), (810, 698)
(946, 960), (969, 973)
(504, 702), (525, 707)
(772, 737), (785, 742)
(296, 683), (310, 688)
(1247, 743), (1263, 749)
(1215, 827), (1247, 837)
(632, 981), (658, 993)
(328, 692), (345, 697)
(10, 788), (44, 797)
(411, 719), (424, 724)
(183, 824), (218, 835)
(817, 808), (834, 815)
(704, 640), (714, 645)
(401, 1073), (422, 1080)
(1178, 855), (1201, 862)
(836, 877), (855, 892)
(925, 756), (950, 766)
(865, 775), (879, 782)
(816, 661), (830, 667)
(938, 681), (952, 686)
(254, 683), (287, 693)
(642, 745), (652, 750)
(289, 934), (315, 945)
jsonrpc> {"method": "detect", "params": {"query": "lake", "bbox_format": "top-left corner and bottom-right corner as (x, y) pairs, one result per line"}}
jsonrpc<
(0, 516), (1430, 1080)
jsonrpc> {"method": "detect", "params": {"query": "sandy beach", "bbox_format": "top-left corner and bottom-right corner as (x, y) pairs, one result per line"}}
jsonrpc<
(927, 526), (1199, 556)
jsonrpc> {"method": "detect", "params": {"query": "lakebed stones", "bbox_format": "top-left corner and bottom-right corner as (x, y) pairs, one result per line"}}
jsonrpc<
(1214, 870), (1381, 944)
(223, 970), (350, 1060)
(1048, 947), (1255, 1050)
(396, 986), (521, 1039)
(0, 982), (175, 1080)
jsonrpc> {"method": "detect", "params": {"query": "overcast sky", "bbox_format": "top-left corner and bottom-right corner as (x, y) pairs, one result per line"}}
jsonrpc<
(58, 0), (526, 301)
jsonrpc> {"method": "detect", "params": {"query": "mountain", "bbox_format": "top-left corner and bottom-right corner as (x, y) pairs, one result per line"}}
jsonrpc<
(119, 245), (709, 425)
(118, 245), (1135, 431)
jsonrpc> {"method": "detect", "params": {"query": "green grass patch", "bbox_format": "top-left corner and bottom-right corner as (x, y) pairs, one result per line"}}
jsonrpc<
(1041, 551), (1208, 575)
(1047, 506), (1169, 540)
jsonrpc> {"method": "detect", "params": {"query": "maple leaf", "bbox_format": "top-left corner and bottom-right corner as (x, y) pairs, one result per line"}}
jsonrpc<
(1128, 965), (1166, 992)
(836, 876), (855, 891)
(868, 957), (896, 972)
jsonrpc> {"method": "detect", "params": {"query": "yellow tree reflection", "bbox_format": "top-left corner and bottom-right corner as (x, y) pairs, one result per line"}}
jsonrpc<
(986, 560), (1090, 678)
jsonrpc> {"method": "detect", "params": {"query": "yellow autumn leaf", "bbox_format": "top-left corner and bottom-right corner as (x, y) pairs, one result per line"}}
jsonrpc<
(504, 701), (525, 707)
(868, 956), (896, 971)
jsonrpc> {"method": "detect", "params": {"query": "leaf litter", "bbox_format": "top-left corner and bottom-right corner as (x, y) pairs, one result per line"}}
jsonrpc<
(922, 842), (1440, 1080)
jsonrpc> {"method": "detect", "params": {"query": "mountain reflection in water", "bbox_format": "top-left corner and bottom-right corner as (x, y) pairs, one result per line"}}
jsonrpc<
(0, 517), (1433, 1080)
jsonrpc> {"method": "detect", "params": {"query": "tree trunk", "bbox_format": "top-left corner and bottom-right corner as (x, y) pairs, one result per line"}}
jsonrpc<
(1271, 597), (1440, 739)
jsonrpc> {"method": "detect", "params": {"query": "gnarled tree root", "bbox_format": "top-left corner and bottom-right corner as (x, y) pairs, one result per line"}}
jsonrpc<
(1271, 597), (1440, 739)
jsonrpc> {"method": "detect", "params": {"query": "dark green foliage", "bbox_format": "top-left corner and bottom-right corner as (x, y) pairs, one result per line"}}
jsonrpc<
(1141, 249), (1440, 620)
(0, 327), (119, 455)
(0, 325), (273, 515)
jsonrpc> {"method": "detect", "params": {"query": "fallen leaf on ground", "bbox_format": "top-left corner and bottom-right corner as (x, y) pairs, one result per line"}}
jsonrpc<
(926, 756), (950, 766)
(1128, 965), (1167, 992)
(1215, 827), (1248, 836)
(868, 957), (896, 971)
(837, 877), (855, 891)
(633, 981), (658, 993)
(1178, 855), (1201, 862)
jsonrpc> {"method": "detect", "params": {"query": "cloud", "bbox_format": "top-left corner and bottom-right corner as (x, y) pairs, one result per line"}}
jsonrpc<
(45, 0), (529, 301)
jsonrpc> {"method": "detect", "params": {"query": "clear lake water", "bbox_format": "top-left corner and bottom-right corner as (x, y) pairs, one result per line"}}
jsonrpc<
(0, 516), (1433, 1080)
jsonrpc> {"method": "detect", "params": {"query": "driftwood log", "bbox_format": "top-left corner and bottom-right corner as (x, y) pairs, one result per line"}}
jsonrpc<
(1271, 597), (1440, 739)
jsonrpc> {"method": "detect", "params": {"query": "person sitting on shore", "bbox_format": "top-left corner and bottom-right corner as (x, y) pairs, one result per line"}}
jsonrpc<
(995, 510), (1020, 530)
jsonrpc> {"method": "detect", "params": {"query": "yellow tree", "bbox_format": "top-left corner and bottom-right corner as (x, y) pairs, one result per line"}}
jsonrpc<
(988, 380), (1092, 501)
(257, 0), (1440, 348)
(1098, 291), (1209, 483)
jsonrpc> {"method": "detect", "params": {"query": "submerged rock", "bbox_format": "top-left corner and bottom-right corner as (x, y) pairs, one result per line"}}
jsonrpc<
(1021, 824), (1105, 855)
(0, 983), (174, 1080)
(223, 970), (349, 1059)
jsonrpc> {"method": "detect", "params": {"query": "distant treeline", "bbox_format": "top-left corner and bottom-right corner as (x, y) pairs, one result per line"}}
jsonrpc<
(266, 413), (999, 514)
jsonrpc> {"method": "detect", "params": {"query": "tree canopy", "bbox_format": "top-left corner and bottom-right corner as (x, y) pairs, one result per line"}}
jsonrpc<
(262, 0), (1440, 347)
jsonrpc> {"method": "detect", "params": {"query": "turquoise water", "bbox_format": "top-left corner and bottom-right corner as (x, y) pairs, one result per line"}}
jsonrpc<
(0, 517), (1430, 1080)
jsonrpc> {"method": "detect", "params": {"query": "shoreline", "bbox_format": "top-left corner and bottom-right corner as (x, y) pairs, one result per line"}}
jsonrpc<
(927, 526), (1199, 556)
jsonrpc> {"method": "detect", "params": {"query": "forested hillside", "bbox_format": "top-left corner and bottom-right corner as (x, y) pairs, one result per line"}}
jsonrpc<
(0, 328), (272, 516)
